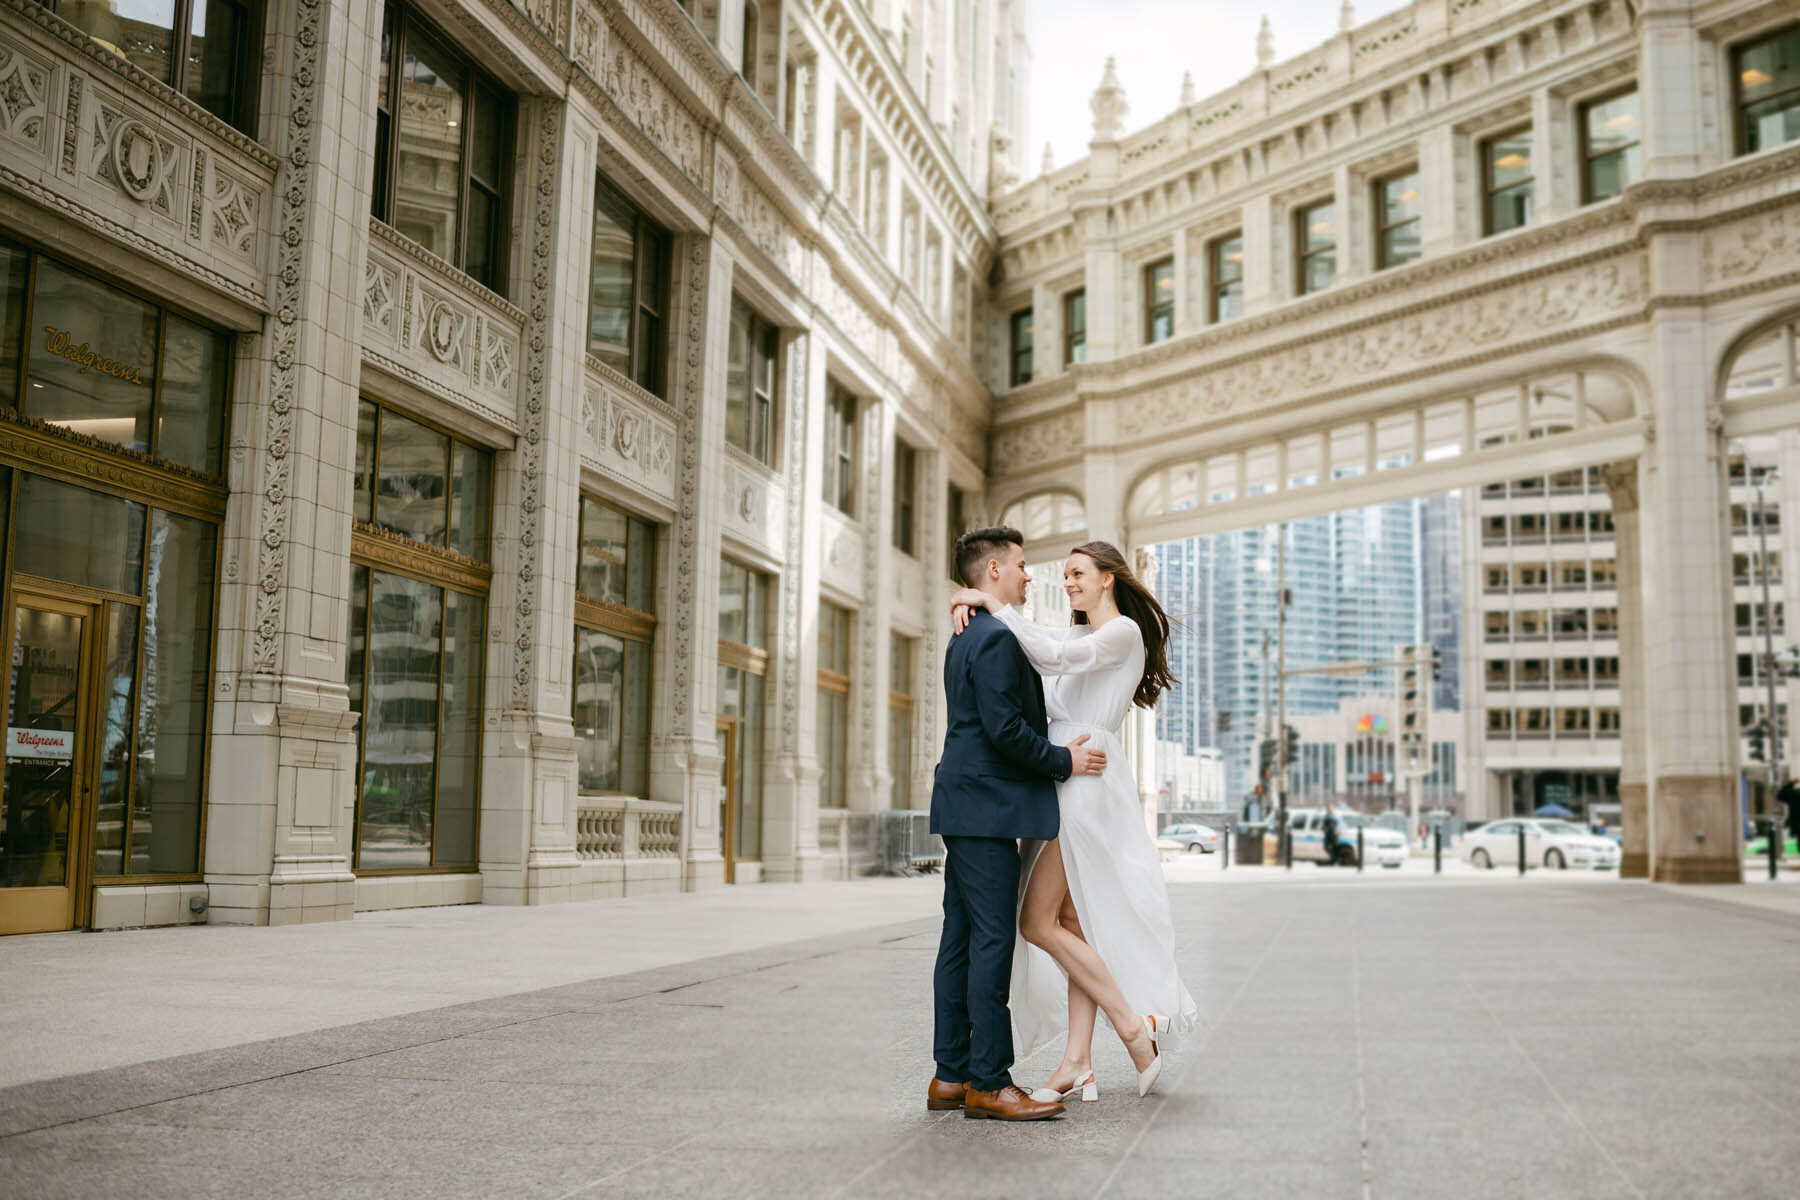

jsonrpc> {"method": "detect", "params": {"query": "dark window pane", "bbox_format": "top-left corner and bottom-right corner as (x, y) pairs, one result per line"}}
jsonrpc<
(183, 0), (245, 125)
(1381, 174), (1420, 226)
(725, 301), (750, 452)
(578, 496), (630, 605)
(1383, 221), (1421, 267)
(589, 178), (636, 373)
(469, 83), (504, 186)
(448, 440), (490, 561)
(1486, 133), (1532, 188)
(463, 186), (496, 292)
(1584, 91), (1639, 157)
(737, 673), (763, 857)
(353, 401), (377, 524)
(620, 638), (651, 796)
(1489, 185), (1533, 233)
(156, 315), (228, 475)
(625, 516), (656, 613)
(1299, 203), (1336, 254)
(817, 688), (846, 808)
(376, 408), (449, 546)
(61, 0), (175, 83)
(393, 30), (466, 263)
(13, 473), (145, 595)
(436, 589), (481, 865)
(0, 240), (26, 410)
(26, 260), (157, 456)
(359, 571), (440, 869)
(574, 625), (625, 792)
(1302, 251), (1336, 294)
(347, 563), (368, 715)
(1745, 93), (1800, 154)
(135, 510), (214, 874)
(92, 602), (138, 876)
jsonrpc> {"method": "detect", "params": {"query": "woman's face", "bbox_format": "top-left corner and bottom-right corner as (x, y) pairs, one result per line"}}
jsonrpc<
(1063, 553), (1110, 612)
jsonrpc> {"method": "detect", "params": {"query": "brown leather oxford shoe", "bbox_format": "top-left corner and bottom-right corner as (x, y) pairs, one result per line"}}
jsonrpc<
(927, 1077), (970, 1111)
(962, 1084), (1065, 1121)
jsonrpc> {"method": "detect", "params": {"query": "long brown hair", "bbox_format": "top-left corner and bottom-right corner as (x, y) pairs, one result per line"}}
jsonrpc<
(1067, 541), (1176, 709)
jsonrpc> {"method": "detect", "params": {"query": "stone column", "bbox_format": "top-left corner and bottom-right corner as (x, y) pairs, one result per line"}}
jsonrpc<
(479, 98), (587, 906)
(1240, 197), (1275, 317)
(858, 396), (897, 811)
(764, 329), (823, 881)
(1638, 307), (1743, 882)
(206, 0), (372, 925)
(1604, 460), (1650, 878)
(1082, 449), (1124, 547)
(1078, 207), (1120, 363)
(1638, 1), (1706, 180)
(655, 235), (734, 891)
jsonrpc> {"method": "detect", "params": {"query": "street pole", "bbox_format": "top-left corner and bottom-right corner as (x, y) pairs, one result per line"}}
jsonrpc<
(1259, 628), (1271, 824)
(1276, 522), (1289, 861)
(1758, 476), (1784, 791)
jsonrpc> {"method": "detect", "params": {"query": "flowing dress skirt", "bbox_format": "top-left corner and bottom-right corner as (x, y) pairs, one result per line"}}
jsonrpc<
(1011, 720), (1199, 1055)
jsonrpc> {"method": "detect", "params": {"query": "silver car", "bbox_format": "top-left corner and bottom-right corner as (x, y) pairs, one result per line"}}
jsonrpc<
(1161, 822), (1222, 853)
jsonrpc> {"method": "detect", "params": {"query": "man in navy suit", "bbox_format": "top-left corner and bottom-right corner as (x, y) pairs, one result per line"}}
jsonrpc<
(925, 526), (1106, 1121)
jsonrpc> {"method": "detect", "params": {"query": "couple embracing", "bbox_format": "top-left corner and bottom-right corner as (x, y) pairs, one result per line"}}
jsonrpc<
(927, 526), (1198, 1121)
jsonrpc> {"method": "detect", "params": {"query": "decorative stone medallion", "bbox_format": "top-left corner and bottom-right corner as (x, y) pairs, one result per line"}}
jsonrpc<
(111, 118), (164, 201)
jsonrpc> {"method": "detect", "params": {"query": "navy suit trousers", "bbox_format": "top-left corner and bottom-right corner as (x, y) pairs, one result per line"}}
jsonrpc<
(932, 834), (1022, 1093)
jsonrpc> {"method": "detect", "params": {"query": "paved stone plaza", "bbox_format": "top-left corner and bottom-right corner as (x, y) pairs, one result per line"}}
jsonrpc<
(1, 868), (1795, 1199)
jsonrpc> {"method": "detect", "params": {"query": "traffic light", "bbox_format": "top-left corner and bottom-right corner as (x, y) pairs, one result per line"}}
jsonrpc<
(1396, 643), (1429, 775)
(1749, 719), (1768, 763)
(1429, 644), (1443, 683)
(1216, 710), (1232, 733)
(1258, 738), (1277, 780)
(1282, 724), (1300, 768)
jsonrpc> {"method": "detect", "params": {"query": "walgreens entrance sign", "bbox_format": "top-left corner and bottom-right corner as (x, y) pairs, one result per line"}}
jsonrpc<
(8, 726), (73, 761)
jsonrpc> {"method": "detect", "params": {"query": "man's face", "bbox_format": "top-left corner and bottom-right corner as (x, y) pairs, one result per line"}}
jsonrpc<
(991, 543), (1030, 607)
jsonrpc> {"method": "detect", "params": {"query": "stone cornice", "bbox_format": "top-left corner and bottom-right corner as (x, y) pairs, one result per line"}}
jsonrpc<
(4, 0), (279, 169)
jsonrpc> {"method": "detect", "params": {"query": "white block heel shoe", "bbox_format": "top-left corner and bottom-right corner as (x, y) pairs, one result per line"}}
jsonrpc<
(1029, 1069), (1098, 1104)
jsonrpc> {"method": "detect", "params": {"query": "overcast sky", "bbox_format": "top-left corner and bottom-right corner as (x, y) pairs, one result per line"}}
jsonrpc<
(1025, 0), (1413, 176)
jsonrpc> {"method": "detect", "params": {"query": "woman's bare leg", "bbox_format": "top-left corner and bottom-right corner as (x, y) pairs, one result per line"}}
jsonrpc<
(1020, 840), (1155, 1072)
(1043, 894), (1101, 1092)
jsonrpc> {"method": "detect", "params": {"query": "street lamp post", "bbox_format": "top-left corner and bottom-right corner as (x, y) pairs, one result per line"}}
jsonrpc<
(1757, 470), (1784, 788)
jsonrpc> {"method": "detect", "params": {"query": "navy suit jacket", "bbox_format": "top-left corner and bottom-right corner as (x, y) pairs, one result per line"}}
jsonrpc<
(929, 609), (1071, 841)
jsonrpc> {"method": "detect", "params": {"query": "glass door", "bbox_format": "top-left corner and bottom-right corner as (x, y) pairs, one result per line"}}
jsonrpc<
(0, 594), (97, 934)
(716, 718), (736, 885)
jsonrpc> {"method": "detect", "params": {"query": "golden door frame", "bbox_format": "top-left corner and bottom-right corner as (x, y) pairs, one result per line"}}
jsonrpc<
(716, 717), (738, 885)
(0, 588), (103, 934)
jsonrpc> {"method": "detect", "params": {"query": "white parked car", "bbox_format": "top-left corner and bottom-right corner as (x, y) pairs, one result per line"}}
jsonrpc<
(1462, 818), (1620, 871)
(1160, 822), (1223, 854)
(1286, 808), (1407, 868)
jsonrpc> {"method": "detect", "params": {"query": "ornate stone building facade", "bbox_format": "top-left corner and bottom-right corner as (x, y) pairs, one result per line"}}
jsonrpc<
(987, 0), (1800, 883)
(0, 0), (1029, 931)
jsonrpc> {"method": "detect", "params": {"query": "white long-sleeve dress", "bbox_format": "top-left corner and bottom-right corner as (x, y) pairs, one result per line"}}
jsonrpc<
(992, 605), (1199, 1053)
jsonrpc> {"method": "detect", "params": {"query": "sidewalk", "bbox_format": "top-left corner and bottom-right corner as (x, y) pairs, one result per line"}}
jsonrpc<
(0, 878), (943, 1086)
(2, 870), (1797, 1198)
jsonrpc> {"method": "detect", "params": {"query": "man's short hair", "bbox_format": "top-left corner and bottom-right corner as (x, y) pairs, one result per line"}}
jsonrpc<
(955, 525), (1024, 588)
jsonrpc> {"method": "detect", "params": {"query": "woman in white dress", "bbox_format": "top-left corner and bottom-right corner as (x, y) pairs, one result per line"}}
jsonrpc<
(951, 541), (1198, 1102)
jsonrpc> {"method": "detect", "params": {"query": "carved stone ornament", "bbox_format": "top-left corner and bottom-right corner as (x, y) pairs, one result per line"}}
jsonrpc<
(1090, 58), (1128, 143)
(739, 485), (758, 521)
(424, 299), (461, 363)
(613, 408), (640, 458)
(111, 118), (164, 201)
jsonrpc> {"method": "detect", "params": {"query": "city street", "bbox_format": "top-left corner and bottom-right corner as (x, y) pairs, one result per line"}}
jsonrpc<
(2, 868), (1796, 1199)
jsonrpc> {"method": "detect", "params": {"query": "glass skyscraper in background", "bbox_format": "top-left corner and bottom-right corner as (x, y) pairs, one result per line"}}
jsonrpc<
(1155, 497), (1436, 804)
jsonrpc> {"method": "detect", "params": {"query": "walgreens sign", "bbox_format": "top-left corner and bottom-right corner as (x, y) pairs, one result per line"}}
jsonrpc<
(8, 726), (73, 761)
